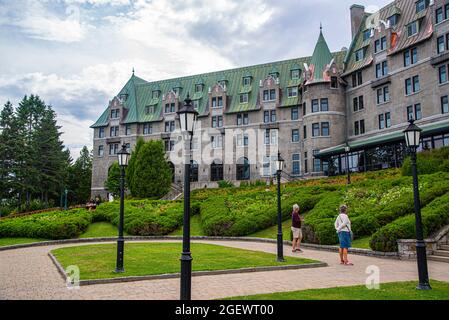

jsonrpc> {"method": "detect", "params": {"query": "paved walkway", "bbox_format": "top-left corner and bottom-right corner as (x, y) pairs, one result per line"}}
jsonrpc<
(1, 240), (448, 300)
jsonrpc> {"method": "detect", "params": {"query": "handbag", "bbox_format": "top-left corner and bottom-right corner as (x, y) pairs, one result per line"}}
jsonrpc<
(338, 215), (353, 240)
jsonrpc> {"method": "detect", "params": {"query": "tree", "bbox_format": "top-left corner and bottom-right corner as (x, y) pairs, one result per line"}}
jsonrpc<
(126, 137), (144, 197)
(104, 162), (121, 196)
(67, 146), (92, 204)
(132, 140), (172, 199)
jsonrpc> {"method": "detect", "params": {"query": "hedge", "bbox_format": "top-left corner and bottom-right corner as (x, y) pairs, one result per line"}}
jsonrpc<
(370, 191), (449, 252)
(402, 147), (449, 176)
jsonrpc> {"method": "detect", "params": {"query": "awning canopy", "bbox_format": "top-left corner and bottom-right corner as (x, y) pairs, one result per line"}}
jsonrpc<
(316, 119), (449, 158)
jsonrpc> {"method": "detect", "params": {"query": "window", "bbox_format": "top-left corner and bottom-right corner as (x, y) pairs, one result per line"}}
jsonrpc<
(152, 91), (160, 99)
(407, 21), (419, 37)
(312, 99), (319, 113)
(379, 113), (391, 129)
(320, 98), (329, 112)
(407, 104), (422, 121)
(212, 96), (223, 108)
(321, 122), (330, 136)
(378, 114), (385, 130)
(211, 135), (223, 149)
(363, 29), (372, 41)
(355, 120), (365, 136)
(354, 121), (360, 136)
(211, 116), (223, 128)
(352, 71), (363, 87)
(236, 157), (250, 181)
(439, 65), (448, 84)
(303, 102), (306, 116)
(354, 96), (364, 111)
(165, 103), (175, 113)
(360, 120), (365, 134)
(109, 143), (119, 155)
(376, 61), (388, 78)
(441, 96), (449, 114)
(292, 154), (301, 175)
(375, 36), (387, 53)
(312, 123), (320, 137)
(387, 14), (399, 27)
(165, 121), (175, 132)
(358, 96), (364, 110)
(263, 89), (276, 102)
(385, 112), (391, 128)
(292, 129), (300, 142)
(237, 113), (249, 125)
(446, 4), (449, 21)
(98, 145), (104, 157)
(303, 125), (307, 139)
(99, 127), (105, 138)
(243, 77), (251, 86)
(404, 47), (418, 67)
(291, 69), (300, 80)
(313, 150), (322, 173)
(271, 110), (276, 122)
(165, 140), (175, 152)
(264, 129), (278, 145)
(125, 124), (131, 136)
(193, 100), (199, 110)
(195, 84), (203, 93)
(110, 109), (120, 119)
(304, 152), (308, 174)
(240, 93), (249, 104)
(437, 36), (445, 54)
(145, 106), (154, 114)
(330, 77), (338, 89)
(415, 0), (429, 14)
(405, 76), (420, 95)
(236, 134), (249, 147)
(355, 49), (364, 62)
(377, 86), (390, 104)
(436, 7), (444, 24)
(287, 87), (298, 97)
(264, 111), (270, 123)
(291, 107), (299, 120)
(110, 126), (119, 137)
(143, 123), (152, 135)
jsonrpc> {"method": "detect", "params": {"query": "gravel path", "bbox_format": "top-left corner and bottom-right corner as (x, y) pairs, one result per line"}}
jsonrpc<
(1, 240), (448, 300)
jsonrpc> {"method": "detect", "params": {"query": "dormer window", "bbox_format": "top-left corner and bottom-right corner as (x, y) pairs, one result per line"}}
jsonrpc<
(119, 94), (128, 102)
(269, 72), (279, 79)
(218, 80), (227, 87)
(387, 14), (399, 27)
(355, 48), (365, 62)
(362, 29), (372, 41)
(145, 106), (155, 114)
(212, 96), (223, 109)
(415, 0), (429, 14)
(110, 109), (120, 119)
(287, 87), (298, 98)
(291, 69), (301, 80)
(193, 100), (199, 110)
(164, 103), (176, 114)
(152, 91), (160, 99)
(240, 93), (249, 104)
(173, 87), (181, 95)
(263, 89), (276, 102)
(407, 20), (419, 37)
(243, 77), (251, 86)
(195, 84), (203, 93)
(330, 77), (338, 89)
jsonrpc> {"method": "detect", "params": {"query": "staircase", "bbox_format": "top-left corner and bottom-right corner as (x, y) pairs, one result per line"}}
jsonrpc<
(161, 183), (183, 201)
(429, 235), (449, 263)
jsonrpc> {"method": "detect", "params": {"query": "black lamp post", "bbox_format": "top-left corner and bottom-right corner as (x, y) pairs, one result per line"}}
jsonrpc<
(345, 143), (351, 185)
(177, 93), (198, 300)
(275, 151), (285, 262)
(403, 119), (431, 290)
(115, 144), (130, 273)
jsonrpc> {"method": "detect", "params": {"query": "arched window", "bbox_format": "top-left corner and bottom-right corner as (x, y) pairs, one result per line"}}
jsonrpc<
(236, 157), (250, 181)
(190, 160), (199, 182)
(211, 160), (223, 182)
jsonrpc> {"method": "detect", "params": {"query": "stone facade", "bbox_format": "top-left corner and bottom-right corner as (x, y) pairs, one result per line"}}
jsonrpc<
(91, 0), (449, 198)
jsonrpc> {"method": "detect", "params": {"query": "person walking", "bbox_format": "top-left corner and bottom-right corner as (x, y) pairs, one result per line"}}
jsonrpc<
(291, 204), (303, 253)
(335, 204), (353, 265)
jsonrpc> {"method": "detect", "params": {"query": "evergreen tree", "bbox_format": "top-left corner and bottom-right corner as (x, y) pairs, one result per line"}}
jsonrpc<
(133, 140), (172, 199)
(104, 162), (121, 196)
(68, 146), (92, 203)
(126, 137), (144, 197)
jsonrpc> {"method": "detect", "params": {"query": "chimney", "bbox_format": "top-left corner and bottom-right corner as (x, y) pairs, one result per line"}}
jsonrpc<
(350, 4), (365, 39)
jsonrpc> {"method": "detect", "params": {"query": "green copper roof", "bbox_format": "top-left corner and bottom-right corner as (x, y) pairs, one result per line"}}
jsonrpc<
(306, 30), (334, 84)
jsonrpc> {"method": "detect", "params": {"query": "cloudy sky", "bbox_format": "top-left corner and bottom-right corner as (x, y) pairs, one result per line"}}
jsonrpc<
(0, 0), (390, 160)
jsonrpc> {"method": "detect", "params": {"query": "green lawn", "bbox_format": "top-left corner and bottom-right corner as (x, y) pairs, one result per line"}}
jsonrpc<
(79, 222), (125, 238)
(248, 219), (292, 240)
(226, 280), (449, 300)
(351, 236), (371, 249)
(51, 243), (317, 280)
(169, 214), (204, 236)
(0, 237), (48, 247)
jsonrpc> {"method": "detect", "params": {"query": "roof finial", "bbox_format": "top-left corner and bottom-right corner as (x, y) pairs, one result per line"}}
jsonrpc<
(132, 67), (135, 75)
(320, 22), (322, 32)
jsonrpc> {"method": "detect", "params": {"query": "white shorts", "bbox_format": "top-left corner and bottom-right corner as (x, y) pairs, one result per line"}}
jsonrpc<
(291, 227), (302, 239)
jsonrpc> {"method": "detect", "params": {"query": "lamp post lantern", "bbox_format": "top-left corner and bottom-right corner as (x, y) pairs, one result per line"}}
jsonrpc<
(115, 144), (130, 273)
(345, 144), (351, 185)
(403, 119), (431, 290)
(177, 93), (198, 300)
(275, 151), (285, 262)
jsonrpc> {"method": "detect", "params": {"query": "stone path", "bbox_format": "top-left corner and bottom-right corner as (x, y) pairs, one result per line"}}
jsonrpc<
(1, 240), (448, 300)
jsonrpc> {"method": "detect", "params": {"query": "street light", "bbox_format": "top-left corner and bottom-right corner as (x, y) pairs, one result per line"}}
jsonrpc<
(275, 151), (285, 262)
(177, 93), (198, 300)
(345, 143), (351, 185)
(115, 144), (130, 273)
(403, 119), (431, 290)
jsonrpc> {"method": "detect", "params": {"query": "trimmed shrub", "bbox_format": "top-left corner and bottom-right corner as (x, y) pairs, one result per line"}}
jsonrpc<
(402, 147), (449, 176)
(370, 191), (449, 252)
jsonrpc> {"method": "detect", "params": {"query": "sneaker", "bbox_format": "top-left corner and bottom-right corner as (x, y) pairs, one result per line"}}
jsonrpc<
(295, 249), (303, 252)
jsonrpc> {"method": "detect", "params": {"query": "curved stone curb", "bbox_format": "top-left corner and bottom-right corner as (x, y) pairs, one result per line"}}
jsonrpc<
(48, 252), (327, 286)
(0, 235), (399, 259)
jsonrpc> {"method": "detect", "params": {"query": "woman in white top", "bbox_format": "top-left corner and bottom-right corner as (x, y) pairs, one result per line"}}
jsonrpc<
(334, 204), (353, 266)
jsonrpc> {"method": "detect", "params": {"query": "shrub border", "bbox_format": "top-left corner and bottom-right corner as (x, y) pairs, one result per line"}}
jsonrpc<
(48, 250), (327, 286)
